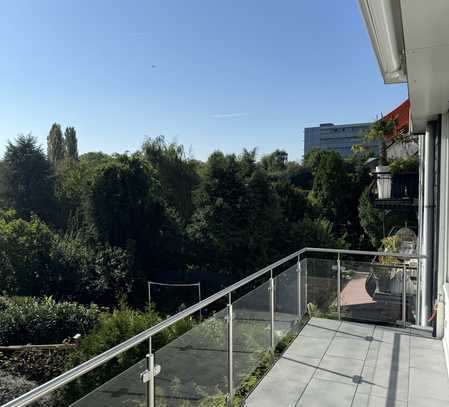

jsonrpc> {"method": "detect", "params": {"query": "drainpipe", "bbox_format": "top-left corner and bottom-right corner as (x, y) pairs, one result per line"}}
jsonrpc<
(420, 123), (435, 326)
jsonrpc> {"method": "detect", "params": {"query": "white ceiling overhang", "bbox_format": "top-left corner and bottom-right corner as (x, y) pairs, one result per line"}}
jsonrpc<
(401, 0), (449, 133)
(359, 0), (449, 133)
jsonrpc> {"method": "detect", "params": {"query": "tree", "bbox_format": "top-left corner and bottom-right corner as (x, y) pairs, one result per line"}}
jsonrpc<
(64, 127), (79, 160)
(142, 136), (199, 222)
(358, 187), (384, 248)
(47, 123), (65, 164)
(261, 149), (288, 174)
(188, 152), (250, 275)
(188, 152), (283, 277)
(299, 216), (347, 249)
(310, 150), (350, 224)
(0, 210), (59, 296)
(356, 118), (396, 164)
(286, 162), (313, 190)
(87, 155), (163, 249)
(86, 155), (183, 299)
(1, 135), (55, 222)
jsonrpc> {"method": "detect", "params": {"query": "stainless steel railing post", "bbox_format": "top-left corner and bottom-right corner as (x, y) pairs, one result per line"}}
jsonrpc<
(337, 253), (341, 321)
(402, 264), (407, 327)
(297, 255), (302, 320)
(227, 293), (233, 407)
(141, 336), (155, 407)
(270, 270), (275, 350)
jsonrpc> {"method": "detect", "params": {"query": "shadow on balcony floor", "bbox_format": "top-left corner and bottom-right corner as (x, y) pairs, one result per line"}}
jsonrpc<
(245, 317), (449, 407)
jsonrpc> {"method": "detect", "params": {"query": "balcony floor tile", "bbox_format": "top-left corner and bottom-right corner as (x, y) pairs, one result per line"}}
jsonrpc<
(244, 317), (449, 407)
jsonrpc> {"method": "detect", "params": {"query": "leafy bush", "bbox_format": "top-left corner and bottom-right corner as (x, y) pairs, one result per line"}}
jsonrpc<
(390, 156), (419, 174)
(0, 348), (71, 384)
(62, 301), (164, 404)
(0, 372), (57, 407)
(0, 211), (60, 296)
(0, 296), (100, 345)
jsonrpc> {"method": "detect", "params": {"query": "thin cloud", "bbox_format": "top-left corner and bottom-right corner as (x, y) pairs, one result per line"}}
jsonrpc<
(210, 113), (249, 118)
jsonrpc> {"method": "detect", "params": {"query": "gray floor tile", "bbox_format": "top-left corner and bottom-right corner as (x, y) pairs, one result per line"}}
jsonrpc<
(276, 356), (321, 383)
(336, 321), (375, 341)
(314, 354), (364, 386)
(408, 395), (449, 407)
(380, 330), (410, 347)
(351, 393), (407, 407)
(410, 348), (447, 374)
(245, 359), (308, 407)
(410, 335), (444, 351)
(409, 327), (433, 339)
(326, 337), (370, 360)
(409, 367), (449, 402)
(308, 317), (342, 330)
(242, 318), (449, 407)
(365, 343), (409, 370)
(357, 364), (409, 401)
(372, 326), (385, 341)
(285, 336), (332, 359)
(296, 378), (356, 407)
(299, 323), (338, 340)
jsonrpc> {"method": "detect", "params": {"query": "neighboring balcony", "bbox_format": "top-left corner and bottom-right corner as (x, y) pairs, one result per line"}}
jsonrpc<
(3, 248), (448, 407)
(371, 170), (419, 209)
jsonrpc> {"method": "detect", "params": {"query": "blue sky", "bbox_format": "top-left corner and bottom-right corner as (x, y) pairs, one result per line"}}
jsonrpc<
(0, 0), (407, 161)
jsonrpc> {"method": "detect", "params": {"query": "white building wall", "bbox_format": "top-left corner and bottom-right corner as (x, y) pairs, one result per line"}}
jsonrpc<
(438, 112), (449, 374)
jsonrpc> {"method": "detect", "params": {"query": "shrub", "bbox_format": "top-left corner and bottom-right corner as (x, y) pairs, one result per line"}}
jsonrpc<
(0, 296), (101, 346)
(0, 348), (71, 384)
(390, 156), (419, 174)
(0, 372), (56, 407)
(62, 301), (164, 404)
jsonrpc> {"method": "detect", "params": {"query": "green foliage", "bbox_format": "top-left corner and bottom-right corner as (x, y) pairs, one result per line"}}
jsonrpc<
(361, 119), (396, 143)
(47, 123), (65, 164)
(64, 301), (164, 403)
(360, 119), (396, 165)
(286, 162), (313, 189)
(300, 216), (347, 249)
(70, 301), (163, 362)
(260, 149), (288, 173)
(311, 150), (350, 223)
(0, 296), (100, 345)
(189, 152), (284, 277)
(0, 372), (57, 407)
(0, 348), (71, 384)
(86, 154), (184, 301)
(0, 211), (61, 296)
(302, 148), (323, 173)
(87, 154), (162, 248)
(358, 187), (383, 248)
(64, 126), (79, 161)
(54, 235), (134, 305)
(143, 136), (199, 222)
(55, 152), (115, 231)
(389, 155), (419, 174)
(2, 135), (55, 222)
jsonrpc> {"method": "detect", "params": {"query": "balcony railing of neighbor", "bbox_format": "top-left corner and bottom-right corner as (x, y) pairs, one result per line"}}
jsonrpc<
(2, 248), (421, 407)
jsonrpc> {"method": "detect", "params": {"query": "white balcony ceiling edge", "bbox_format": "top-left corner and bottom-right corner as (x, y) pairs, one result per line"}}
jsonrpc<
(359, 0), (449, 133)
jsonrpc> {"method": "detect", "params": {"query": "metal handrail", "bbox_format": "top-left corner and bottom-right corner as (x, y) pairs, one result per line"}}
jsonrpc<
(2, 247), (422, 407)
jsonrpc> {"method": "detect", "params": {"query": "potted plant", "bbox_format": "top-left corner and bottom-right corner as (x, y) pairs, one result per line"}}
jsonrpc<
(361, 118), (396, 199)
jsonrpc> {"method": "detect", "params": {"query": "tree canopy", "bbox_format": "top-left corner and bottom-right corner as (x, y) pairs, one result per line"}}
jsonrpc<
(0, 129), (415, 308)
(2, 135), (55, 222)
(47, 123), (65, 164)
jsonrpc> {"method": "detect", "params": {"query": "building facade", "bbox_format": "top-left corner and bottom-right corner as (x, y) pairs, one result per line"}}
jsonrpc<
(359, 0), (449, 373)
(304, 122), (376, 157)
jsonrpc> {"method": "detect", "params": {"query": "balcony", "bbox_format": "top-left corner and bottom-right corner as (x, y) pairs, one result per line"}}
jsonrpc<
(372, 171), (419, 209)
(247, 318), (449, 406)
(3, 248), (448, 407)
